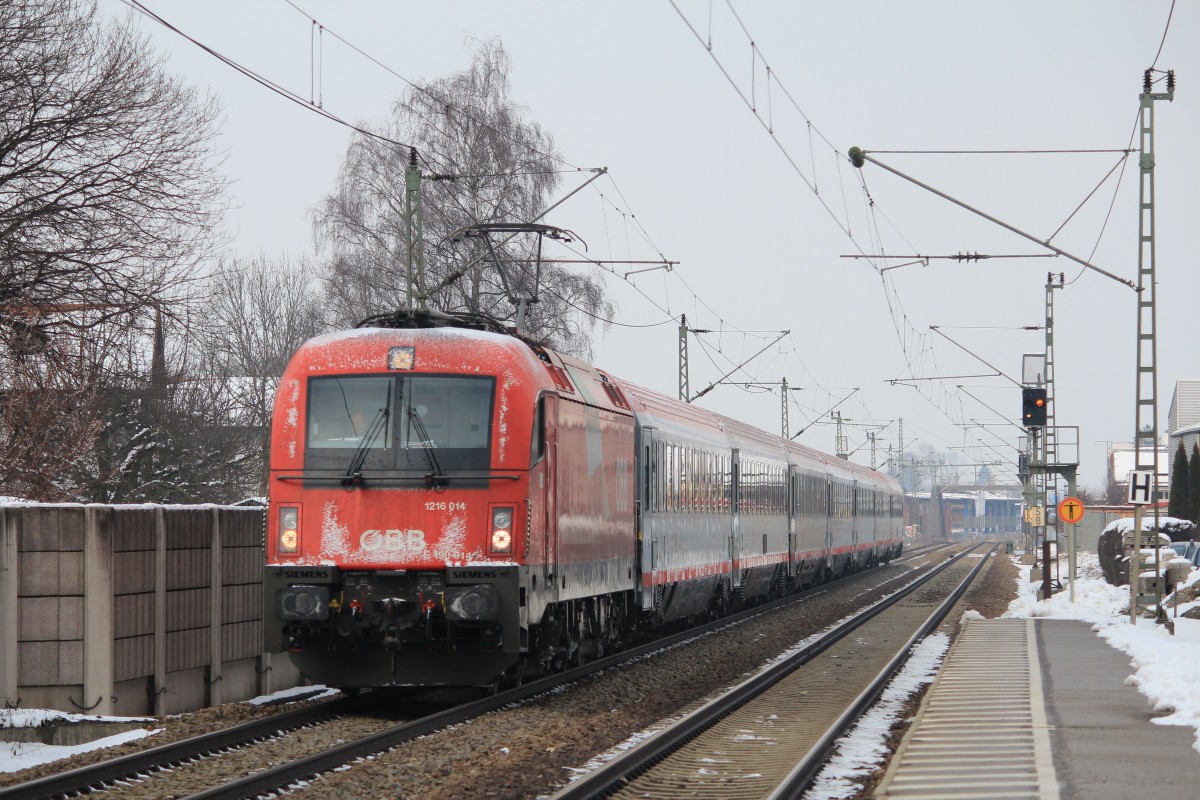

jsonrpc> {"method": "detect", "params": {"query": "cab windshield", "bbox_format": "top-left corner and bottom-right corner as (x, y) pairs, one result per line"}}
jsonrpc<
(304, 374), (494, 472)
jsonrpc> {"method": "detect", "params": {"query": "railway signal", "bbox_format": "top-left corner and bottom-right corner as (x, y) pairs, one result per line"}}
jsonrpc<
(1021, 387), (1047, 427)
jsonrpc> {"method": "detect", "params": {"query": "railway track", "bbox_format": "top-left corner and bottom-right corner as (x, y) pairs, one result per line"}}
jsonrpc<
(549, 543), (996, 800)
(174, 569), (914, 800)
(1, 544), (969, 799)
(0, 691), (396, 800)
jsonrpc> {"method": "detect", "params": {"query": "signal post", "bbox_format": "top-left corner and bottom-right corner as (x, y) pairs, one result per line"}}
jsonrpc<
(1020, 350), (1079, 601)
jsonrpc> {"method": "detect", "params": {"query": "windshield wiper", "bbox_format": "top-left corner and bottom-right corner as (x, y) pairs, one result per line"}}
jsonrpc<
(406, 407), (446, 484)
(342, 406), (389, 486)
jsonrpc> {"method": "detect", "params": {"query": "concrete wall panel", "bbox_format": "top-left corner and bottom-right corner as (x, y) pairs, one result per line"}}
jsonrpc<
(17, 640), (84, 687)
(222, 620), (261, 663)
(18, 596), (83, 642)
(58, 640), (83, 685)
(114, 592), (154, 638)
(2, 503), (311, 716)
(18, 507), (85, 552)
(18, 641), (58, 685)
(114, 550), (155, 595)
(19, 551), (84, 597)
(166, 587), (212, 631)
(166, 548), (211, 590)
(115, 634), (153, 682)
(111, 509), (157, 552)
(165, 510), (216, 550)
(222, 546), (263, 585)
(221, 584), (260, 624)
(220, 515), (263, 548)
(167, 627), (211, 673)
(19, 597), (61, 641)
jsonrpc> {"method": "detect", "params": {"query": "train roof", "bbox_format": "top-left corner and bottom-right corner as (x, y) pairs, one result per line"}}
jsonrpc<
(295, 314), (897, 490)
(616, 378), (898, 489)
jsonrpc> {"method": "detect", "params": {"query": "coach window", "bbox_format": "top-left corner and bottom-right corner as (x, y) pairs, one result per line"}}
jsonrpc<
(662, 441), (672, 515)
(668, 443), (678, 513)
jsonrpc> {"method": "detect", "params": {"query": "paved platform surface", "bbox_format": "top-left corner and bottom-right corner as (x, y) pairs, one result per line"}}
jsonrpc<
(877, 618), (1200, 799)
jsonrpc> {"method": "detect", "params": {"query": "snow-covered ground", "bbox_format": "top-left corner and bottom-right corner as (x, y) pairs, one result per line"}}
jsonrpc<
(0, 709), (158, 774)
(805, 552), (1200, 798)
(0, 686), (335, 773)
(1007, 551), (1200, 749)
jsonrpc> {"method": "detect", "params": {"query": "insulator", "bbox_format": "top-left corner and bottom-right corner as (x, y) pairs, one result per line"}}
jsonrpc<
(1143, 69), (1153, 94)
(1167, 70), (1176, 93)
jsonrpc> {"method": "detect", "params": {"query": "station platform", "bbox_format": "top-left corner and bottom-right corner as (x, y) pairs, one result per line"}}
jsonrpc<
(876, 617), (1200, 799)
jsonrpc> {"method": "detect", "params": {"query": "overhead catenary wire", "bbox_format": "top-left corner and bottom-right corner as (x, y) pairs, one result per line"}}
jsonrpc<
(135, 0), (842, 432)
(120, 0), (418, 152)
(669, 0), (1180, 476)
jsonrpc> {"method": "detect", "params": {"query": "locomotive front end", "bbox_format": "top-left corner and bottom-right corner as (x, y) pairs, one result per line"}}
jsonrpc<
(263, 327), (544, 688)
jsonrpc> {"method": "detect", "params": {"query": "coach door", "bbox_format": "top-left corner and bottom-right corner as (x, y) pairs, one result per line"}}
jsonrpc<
(825, 475), (833, 553)
(730, 449), (741, 590)
(787, 464), (798, 578)
(852, 480), (859, 548)
(543, 396), (559, 597)
(637, 426), (656, 608)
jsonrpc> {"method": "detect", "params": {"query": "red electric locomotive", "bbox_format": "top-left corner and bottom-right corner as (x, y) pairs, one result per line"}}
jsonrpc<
(263, 311), (903, 689)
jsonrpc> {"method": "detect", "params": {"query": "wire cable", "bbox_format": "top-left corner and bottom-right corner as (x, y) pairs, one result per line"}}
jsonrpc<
(120, 0), (418, 152)
(281, 0), (582, 173)
(1149, 0), (1176, 70)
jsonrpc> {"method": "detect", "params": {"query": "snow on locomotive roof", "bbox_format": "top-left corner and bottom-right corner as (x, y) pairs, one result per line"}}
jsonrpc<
(304, 325), (514, 347)
(294, 325), (542, 376)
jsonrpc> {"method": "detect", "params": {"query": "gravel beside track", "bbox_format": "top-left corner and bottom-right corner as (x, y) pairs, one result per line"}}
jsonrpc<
(0, 545), (1020, 800)
(284, 546), (1018, 800)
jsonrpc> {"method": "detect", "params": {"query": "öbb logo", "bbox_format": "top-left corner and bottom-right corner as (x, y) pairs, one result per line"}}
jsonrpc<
(359, 529), (427, 552)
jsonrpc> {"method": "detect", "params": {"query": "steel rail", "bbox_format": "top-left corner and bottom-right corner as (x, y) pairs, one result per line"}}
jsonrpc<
(549, 544), (988, 800)
(0, 691), (380, 800)
(178, 550), (928, 800)
(765, 543), (998, 799)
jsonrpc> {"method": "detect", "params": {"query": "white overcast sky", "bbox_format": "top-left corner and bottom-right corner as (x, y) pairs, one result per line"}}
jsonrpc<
(99, 0), (1197, 491)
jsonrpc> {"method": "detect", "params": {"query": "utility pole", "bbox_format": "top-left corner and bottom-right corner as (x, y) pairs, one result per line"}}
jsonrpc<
(1023, 290), (1079, 602)
(1044, 274), (1064, 598)
(781, 377), (789, 438)
(720, 379), (803, 436)
(404, 147), (426, 312)
(1132, 68), (1175, 625)
(835, 412), (848, 459)
(678, 314), (689, 402)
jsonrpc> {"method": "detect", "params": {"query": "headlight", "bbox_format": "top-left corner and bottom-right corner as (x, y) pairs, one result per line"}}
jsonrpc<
(445, 585), (500, 621)
(277, 506), (300, 554)
(277, 586), (329, 621)
(491, 506), (514, 554)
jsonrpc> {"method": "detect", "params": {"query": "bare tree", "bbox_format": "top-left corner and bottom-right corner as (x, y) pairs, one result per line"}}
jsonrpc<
(0, 0), (228, 497)
(192, 254), (328, 494)
(65, 307), (254, 504)
(313, 38), (611, 357)
(0, 348), (104, 499)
